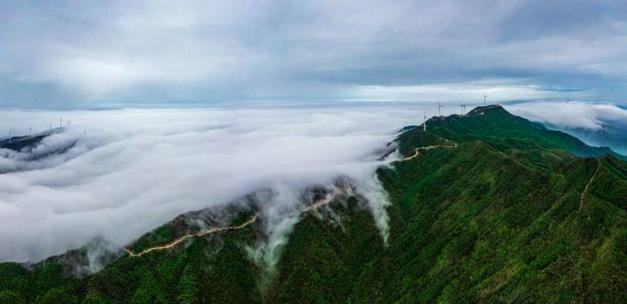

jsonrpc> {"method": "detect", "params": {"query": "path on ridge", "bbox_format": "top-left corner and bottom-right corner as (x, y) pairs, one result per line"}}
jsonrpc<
(578, 158), (601, 211)
(124, 189), (341, 257)
(400, 142), (458, 161)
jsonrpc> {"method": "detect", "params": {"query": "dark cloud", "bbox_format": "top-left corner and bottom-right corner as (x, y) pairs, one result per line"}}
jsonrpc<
(0, 0), (626, 107)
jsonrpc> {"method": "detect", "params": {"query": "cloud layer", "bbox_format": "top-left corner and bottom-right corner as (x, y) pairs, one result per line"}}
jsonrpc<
(1, 101), (625, 263)
(0, 106), (422, 262)
(507, 101), (627, 154)
(1, 1), (627, 107)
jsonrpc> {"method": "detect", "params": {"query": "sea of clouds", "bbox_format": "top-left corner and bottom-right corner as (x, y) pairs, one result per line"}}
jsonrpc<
(0, 106), (426, 263)
(1, 101), (625, 263)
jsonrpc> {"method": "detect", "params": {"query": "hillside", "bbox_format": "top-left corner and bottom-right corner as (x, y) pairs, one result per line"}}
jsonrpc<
(0, 129), (62, 152)
(0, 128), (78, 174)
(1, 105), (625, 303)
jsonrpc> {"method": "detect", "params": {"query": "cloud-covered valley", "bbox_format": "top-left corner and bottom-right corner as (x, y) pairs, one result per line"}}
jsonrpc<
(1, 101), (625, 263)
(507, 101), (627, 155)
(0, 106), (423, 262)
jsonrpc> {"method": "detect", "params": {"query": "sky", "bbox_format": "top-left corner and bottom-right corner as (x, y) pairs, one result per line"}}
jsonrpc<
(1, 0), (627, 108)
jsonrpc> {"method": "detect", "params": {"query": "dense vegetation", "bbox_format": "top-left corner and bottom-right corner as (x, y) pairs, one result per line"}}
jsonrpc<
(1, 105), (625, 303)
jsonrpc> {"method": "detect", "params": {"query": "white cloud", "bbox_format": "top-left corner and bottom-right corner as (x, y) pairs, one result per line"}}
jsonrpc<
(506, 101), (627, 131)
(0, 106), (422, 262)
(506, 101), (627, 154)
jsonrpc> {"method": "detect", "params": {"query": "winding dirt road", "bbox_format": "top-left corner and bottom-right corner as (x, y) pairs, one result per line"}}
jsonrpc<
(124, 188), (340, 257)
(124, 213), (261, 257)
(400, 142), (458, 161)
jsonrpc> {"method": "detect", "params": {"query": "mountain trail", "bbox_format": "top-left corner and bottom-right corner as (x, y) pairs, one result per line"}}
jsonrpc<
(400, 142), (458, 161)
(578, 158), (601, 211)
(124, 188), (340, 257)
(124, 213), (261, 257)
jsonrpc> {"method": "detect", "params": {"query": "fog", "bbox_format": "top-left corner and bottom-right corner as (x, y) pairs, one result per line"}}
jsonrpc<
(0, 106), (422, 262)
(507, 101), (627, 155)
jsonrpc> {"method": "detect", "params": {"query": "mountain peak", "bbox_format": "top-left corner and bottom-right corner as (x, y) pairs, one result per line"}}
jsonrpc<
(467, 104), (507, 115)
(416, 103), (621, 159)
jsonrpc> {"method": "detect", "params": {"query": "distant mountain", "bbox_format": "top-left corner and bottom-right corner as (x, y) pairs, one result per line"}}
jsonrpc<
(0, 128), (79, 174)
(0, 131), (55, 152)
(1, 105), (625, 303)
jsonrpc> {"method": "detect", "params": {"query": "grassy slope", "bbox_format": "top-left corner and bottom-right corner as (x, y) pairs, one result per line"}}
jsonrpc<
(1, 105), (625, 303)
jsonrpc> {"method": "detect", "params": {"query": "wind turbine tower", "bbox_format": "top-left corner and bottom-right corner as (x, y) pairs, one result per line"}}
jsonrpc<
(483, 93), (488, 105)
(437, 101), (442, 116)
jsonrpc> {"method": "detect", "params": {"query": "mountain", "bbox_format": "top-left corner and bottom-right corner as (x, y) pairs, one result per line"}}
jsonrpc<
(0, 128), (79, 174)
(1, 105), (625, 303)
(0, 129), (61, 152)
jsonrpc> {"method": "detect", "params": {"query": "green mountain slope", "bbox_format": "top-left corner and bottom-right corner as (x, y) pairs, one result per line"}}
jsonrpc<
(1, 105), (625, 304)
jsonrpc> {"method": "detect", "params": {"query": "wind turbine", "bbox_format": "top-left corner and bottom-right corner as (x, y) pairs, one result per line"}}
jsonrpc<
(483, 93), (488, 105)
(437, 100), (442, 116)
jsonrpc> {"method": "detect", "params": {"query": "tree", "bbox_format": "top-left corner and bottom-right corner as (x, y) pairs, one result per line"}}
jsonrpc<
(37, 288), (78, 304)
(177, 265), (199, 304)
(0, 290), (26, 304)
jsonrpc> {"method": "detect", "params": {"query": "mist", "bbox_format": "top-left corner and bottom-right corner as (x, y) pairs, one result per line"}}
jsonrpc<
(0, 106), (422, 263)
(507, 101), (627, 155)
